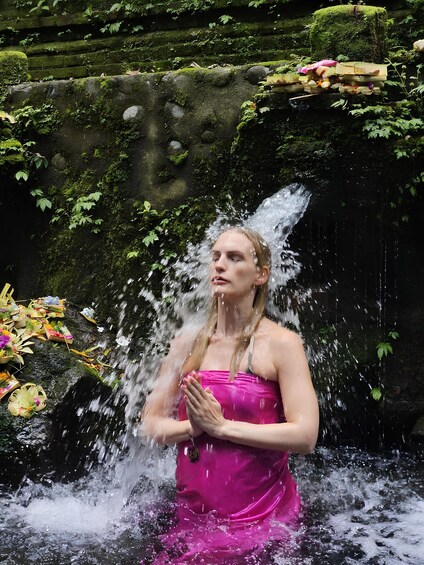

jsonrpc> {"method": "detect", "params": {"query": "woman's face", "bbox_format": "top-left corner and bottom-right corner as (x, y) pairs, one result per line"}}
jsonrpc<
(210, 230), (267, 302)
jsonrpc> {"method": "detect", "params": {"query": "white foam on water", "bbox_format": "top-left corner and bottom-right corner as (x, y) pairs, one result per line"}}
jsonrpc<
(23, 496), (115, 534)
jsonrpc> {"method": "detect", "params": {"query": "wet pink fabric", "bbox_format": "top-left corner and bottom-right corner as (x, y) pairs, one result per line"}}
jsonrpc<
(153, 371), (300, 563)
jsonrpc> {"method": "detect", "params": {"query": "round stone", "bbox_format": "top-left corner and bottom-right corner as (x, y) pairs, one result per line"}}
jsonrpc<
(201, 130), (216, 143)
(246, 65), (269, 85)
(51, 153), (67, 171)
(123, 105), (144, 121)
(164, 101), (185, 119)
(169, 140), (183, 153)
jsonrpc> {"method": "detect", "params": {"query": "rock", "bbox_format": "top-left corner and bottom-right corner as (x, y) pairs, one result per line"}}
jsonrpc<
(413, 39), (424, 52)
(164, 101), (185, 119)
(201, 129), (216, 143)
(310, 5), (388, 63)
(0, 305), (125, 486)
(123, 105), (145, 121)
(412, 415), (424, 438)
(246, 65), (269, 85)
(168, 140), (183, 153)
(51, 153), (67, 171)
(207, 67), (234, 87)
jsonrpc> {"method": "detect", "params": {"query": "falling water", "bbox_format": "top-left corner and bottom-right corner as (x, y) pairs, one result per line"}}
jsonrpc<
(0, 185), (423, 564)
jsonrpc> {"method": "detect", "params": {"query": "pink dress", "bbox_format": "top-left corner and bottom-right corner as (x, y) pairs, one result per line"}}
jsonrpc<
(152, 370), (301, 563)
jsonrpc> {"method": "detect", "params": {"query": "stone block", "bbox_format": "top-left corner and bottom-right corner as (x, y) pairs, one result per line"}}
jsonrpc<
(310, 5), (387, 63)
(0, 50), (29, 102)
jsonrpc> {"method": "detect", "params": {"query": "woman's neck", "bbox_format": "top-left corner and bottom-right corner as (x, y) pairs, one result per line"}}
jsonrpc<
(214, 300), (253, 338)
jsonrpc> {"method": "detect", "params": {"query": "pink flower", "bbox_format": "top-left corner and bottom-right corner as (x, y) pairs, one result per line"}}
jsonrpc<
(298, 60), (337, 74)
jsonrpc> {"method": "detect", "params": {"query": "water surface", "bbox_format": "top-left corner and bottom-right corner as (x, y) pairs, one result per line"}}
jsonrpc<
(0, 446), (422, 564)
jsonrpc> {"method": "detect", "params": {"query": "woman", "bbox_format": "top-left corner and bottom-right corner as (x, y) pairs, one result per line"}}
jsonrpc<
(142, 227), (319, 563)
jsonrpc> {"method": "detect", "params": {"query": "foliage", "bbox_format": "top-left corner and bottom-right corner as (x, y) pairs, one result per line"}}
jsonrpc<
(52, 191), (104, 233)
(219, 14), (235, 25)
(231, 100), (260, 151)
(370, 387), (382, 401)
(14, 104), (59, 137)
(133, 200), (166, 248)
(369, 331), (399, 401)
(331, 59), (423, 222)
(348, 103), (423, 140)
(125, 197), (214, 274)
(30, 188), (52, 212)
(248, 0), (268, 7)
(1, 104), (52, 212)
(166, 0), (214, 17)
(29, 0), (56, 14)
(376, 330), (399, 361)
(100, 21), (123, 34)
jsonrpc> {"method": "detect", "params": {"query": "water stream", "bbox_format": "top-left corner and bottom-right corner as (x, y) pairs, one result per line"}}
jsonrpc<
(0, 185), (423, 564)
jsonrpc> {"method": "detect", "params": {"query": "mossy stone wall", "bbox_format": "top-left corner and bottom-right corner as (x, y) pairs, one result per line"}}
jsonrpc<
(0, 1), (421, 80)
(0, 0), (316, 80)
(3, 63), (267, 311)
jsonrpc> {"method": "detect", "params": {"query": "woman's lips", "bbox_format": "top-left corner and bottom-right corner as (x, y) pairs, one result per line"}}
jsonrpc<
(211, 276), (229, 284)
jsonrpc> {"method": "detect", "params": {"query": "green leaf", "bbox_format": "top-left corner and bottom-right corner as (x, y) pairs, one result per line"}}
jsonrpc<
(142, 231), (159, 247)
(376, 342), (393, 360)
(108, 21), (122, 34)
(394, 149), (408, 160)
(370, 388), (382, 401)
(219, 14), (234, 24)
(15, 170), (29, 181)
(37, 198), (52, 212)
(89, 191), (102, 201)
(0, 111), (16, 123)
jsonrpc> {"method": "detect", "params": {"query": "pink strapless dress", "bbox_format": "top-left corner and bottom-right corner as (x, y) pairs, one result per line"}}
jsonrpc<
(152, 371), (301, 564)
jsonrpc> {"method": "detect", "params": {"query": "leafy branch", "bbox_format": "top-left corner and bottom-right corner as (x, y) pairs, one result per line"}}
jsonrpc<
(376, 330), (399, 360)
(52, 191), (103, 233)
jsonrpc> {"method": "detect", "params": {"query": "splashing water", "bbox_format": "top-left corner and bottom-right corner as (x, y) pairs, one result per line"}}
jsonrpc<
(122, 183), (311, 423)
(0, 185), (423, 564)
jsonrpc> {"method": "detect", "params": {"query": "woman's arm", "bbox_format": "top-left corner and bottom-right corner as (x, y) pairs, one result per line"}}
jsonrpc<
(183, 330), (319, 454)
(140, 333), (202, 445)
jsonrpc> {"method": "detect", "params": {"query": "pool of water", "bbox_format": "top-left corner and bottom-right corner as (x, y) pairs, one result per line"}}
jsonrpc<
(0, 446), (423, 564)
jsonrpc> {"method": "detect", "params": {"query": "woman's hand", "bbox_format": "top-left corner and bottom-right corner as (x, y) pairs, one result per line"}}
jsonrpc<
(182, 373), (226, 438)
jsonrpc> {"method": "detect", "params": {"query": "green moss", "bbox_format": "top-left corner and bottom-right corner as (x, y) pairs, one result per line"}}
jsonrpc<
(168, 149), (189, 166)
(0, 138), (24, 169)
(310, 5), (388, 63)
(0, 51), (29, 102)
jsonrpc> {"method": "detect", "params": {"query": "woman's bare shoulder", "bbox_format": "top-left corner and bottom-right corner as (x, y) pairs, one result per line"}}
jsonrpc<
(166, 324), (200, 359)
(259, 318), (304, 346)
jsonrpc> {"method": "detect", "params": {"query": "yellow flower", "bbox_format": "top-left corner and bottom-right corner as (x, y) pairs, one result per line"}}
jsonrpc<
(8, 383), (47, 419)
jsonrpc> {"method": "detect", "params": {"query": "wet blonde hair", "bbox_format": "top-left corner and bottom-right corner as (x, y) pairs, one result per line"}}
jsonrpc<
(183, 227), (272, 378)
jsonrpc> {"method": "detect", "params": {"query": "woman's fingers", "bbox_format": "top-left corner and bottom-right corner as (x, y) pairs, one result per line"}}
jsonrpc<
(183, 376), (207, 402)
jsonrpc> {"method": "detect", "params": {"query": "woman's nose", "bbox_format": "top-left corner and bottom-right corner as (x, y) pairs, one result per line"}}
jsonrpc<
(214, 256), (226, 271)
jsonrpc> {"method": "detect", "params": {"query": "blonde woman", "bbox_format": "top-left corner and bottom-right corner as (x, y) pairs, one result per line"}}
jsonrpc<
(142, 227), (319, 562)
